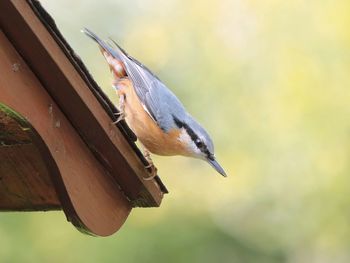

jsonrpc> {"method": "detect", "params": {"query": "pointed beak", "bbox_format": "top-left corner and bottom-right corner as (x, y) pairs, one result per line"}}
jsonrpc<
(207, 158), (227, 177)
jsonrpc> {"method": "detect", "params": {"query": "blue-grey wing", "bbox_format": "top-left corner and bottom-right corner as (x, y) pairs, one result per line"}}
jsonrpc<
(144, 78), (187, 131)
(81, 30), (184, 130)
(117, 49), (187, 132)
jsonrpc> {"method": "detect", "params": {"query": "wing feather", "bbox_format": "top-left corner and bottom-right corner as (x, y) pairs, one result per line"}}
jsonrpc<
(109, 41), (187, 132)
(82, 29), (186, 132)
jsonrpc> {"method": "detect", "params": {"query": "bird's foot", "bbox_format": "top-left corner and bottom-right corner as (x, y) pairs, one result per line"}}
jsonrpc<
(144, 163), (158, 181)
(112, 94), (126, 124)
(143, 148), (158, 180)
(112, 111), (126, 124)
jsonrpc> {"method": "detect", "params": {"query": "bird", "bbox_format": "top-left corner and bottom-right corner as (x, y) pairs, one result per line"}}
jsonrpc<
(82, 28), (226, 179)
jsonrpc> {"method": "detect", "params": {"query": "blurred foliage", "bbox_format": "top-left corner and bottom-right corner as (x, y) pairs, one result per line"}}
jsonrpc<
(1, 0), (350, 262)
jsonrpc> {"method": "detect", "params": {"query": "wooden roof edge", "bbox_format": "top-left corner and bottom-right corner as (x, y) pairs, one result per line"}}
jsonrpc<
(28, 0), (168, 197)
(0, 34), (131, 236)
(0, 0), (168, 207)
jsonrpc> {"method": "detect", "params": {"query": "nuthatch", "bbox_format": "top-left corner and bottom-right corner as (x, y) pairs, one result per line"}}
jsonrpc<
(82, 28), (226, 178)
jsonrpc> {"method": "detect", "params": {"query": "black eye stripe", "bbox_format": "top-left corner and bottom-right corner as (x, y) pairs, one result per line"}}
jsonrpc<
(173, 116), (197, 141)
(207, 152), (214, 160)
(195, 139), (203, 147)
(173, 116), (211, 158)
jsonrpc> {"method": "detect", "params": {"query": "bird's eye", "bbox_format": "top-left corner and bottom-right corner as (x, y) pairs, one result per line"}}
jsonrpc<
(195, 139), (204, 148)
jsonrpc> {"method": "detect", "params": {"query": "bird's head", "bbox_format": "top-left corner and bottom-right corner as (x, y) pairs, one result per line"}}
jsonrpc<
(173, 116), (227, 177)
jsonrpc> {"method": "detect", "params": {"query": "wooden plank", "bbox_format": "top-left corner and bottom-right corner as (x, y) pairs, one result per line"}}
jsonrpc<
(0, 0), (165, 206)
(0, 31), (132, 236)
(0, 109), (60, 211)
(0, 145), (61, 211)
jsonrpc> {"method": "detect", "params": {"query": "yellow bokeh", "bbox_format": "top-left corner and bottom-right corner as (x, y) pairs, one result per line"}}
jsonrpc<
(1, 0), (350, 262)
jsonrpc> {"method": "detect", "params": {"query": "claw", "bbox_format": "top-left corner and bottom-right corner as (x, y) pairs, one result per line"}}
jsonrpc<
(143, 164), (158, 180)
(112, 94), (126, 124)
(142, 147), (157, 180)
(112, 112), (126, 124)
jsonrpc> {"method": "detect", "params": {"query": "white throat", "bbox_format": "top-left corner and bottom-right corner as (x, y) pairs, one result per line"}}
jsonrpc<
(177, 128), (201, 157)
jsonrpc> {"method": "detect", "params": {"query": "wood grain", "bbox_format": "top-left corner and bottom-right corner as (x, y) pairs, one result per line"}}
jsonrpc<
(0, 144), (60, 211)
(0, 108), (59, 211)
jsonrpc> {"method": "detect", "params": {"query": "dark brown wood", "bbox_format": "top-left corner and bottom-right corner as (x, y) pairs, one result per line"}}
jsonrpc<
(0, 31), (132, 236)
(0, 0), (165, 207)
(0, 109), (60, 211)
(0, 144), (61, 211)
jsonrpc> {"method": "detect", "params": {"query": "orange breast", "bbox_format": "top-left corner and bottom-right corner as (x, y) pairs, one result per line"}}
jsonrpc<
(117, 79), (189, 156)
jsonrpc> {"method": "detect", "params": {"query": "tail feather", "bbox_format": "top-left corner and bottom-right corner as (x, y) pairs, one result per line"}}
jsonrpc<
(82, 28), (127, 78)
(81, 28), (123, 61)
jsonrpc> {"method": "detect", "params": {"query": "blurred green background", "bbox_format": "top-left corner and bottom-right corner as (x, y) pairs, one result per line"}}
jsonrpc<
(2, 0), (350, 262)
